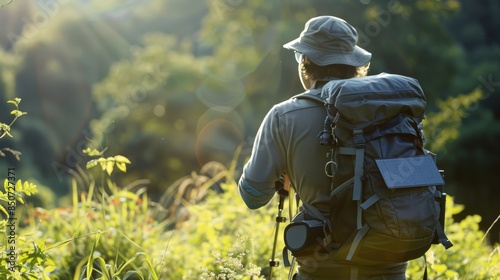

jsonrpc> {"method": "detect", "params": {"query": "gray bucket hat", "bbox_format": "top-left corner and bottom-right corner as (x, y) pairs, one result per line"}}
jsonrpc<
(283, 16), (371, 67)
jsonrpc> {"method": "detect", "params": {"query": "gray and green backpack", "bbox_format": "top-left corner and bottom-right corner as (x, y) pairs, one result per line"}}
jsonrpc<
(289, 73), (453, 268)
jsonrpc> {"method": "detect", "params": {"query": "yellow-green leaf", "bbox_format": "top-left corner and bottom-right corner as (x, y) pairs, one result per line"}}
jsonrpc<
(114, 155), (131, 164)
(22, 181), (37, 196)
(44, 266), (56, 273)
(98, 157), (107, 171)
(45, 238), (72, 251)
(83, 147), (102, 157)
(106, 160), (114, 175)
(27, 182), (37, 195)
(15, 180), (22, 192)
(434, 263), (447, 274)
(0, 204), (8, 217)
(116, 162), (127, 173)
(86, 159), (97, 169)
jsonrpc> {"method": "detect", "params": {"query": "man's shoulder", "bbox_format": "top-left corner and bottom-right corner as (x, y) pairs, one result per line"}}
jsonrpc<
(273, 89), (324, 115)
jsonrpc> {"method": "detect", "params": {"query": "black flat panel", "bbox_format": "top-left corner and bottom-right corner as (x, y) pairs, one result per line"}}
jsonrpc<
(375, 155), (444, 189)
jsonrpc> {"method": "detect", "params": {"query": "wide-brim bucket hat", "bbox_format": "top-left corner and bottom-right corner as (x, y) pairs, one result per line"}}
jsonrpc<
(283, 16), (371, 67)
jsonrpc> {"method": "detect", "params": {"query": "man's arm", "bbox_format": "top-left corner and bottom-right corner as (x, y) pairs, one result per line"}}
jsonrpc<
(238, 177), (276, 209)
(238, 106), (287, 209)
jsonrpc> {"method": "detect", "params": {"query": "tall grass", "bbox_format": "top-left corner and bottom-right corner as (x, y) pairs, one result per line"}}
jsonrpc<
(2, 155), (498, 279)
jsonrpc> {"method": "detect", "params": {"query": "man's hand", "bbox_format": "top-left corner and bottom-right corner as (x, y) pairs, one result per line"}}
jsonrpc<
(275, 173), (290, 197)
(282, 173), (290, 191)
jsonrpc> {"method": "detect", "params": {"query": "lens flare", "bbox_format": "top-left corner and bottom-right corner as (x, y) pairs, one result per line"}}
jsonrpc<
(196, 76), (245, 112)
(195, 109), (244, 166)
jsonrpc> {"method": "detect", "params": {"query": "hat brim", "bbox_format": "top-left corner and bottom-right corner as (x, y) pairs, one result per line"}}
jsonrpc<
(283, 38), (371, 67)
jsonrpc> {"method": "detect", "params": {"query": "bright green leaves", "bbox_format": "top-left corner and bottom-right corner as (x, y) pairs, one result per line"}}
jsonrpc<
(0, 96), (23, 155)
(0, 179), (38, 217)
(6, 97), (21, 105)
(82, 147), (102, 157)
(0, 123), (11, 138)
(84, 148), (131, 176)
(0, 98), (27, 139)
(114, 155), (131, 173)
(10, 110), (27, 117)
(406, 196), (500, 279)
(14, 180), (38, 196)
(423, 89), (484, 152)
(9, 98), (27, 118)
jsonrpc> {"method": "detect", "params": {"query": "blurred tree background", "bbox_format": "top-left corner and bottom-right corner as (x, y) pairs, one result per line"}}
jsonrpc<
(0, 0), (498, 244)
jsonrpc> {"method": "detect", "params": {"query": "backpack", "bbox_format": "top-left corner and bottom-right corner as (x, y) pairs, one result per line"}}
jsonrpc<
(285, 73), (453, 267)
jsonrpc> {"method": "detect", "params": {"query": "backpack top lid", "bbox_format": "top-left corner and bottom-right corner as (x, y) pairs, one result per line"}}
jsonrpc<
(321, 73), (426, 126)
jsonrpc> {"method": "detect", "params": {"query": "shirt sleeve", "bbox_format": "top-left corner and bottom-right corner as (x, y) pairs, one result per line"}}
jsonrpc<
(238, 106), (286, 209)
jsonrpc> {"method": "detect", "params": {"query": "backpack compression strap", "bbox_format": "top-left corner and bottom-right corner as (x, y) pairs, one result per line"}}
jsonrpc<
(352, 129), (365, 230)
(332, 129), (371, 263)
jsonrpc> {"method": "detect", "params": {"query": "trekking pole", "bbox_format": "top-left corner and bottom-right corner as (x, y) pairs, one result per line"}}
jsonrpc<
(269, 178), (288, 279)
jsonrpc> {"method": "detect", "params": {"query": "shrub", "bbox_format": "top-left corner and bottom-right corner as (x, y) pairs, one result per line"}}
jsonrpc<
(25, 178), (167, 279)
(158, 158), (288, 279)
(0, 98), (55, 279)
(407, 196), (499, 279)
(1, 131), (497, 279)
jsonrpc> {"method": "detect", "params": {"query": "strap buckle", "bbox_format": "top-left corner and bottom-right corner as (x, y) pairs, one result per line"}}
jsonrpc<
(353, 129), (365, 148)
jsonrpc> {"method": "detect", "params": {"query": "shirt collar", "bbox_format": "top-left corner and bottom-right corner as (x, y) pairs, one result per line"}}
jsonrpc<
(312, 77), (342, 89)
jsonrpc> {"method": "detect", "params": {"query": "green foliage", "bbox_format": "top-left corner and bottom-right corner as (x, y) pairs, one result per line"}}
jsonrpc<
(150, 168), (500, 279)
(76, 233), (159, 280)
(1, 2), (499, 279)
(407, 196), (500, 279)
(27, 178), (166, 279)
(80, 0), (471, 200)
(0, 98), (26, 160)
(88, 32), (218, 192)
(197, 234), (262, 279)
(0, 98), (52, 279)
(2, 155), (499, 279)
(0, 179), (55, 280)
(423, 88), (484, 152)
(0, 97), (25, 138)
(162, 178), (282, 279)
(84, 148), (131, 176)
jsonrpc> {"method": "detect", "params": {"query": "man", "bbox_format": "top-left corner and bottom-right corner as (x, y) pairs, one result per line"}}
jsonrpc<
(238, 16), (407, 279)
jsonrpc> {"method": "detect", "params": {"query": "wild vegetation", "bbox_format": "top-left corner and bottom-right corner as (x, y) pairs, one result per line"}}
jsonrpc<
(0, 98), (498, 278)
(1, 0), (499, 279)
(1, 150), (499, 279)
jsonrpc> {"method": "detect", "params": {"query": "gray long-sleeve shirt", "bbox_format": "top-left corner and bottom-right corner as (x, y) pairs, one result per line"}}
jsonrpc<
(238, 86), (332, 213)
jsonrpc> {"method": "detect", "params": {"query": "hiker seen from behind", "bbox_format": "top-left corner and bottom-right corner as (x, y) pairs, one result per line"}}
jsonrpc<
(238, 15), (452, 280)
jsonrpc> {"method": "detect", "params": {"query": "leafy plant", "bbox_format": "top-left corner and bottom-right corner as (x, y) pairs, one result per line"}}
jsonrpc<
(423, 89), (484, 152)
(83, 148), (131, 176)
(1, 97), (497, 279)
(407, 196), (500, 279)
(160, 154), (289, 279)
(0, 179), (54, 280)
(0, 98), (54, 279)
(0, 98), (27, 160)
(27, 177), (167, 279)
(18, 149), (167, 279)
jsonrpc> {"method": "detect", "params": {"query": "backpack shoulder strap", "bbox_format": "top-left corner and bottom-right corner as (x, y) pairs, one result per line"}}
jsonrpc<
(292, 88), (324, 103)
